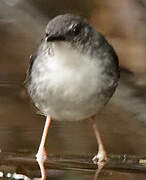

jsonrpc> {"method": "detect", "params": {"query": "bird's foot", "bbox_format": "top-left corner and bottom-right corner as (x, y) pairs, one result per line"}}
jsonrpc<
(92, 150), (107, 180)
(92, 149), (107, 165)
(36, 147), (47, 163)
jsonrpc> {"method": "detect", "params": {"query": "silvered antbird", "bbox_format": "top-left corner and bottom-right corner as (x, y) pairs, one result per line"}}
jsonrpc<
(25, 14), (120, 178)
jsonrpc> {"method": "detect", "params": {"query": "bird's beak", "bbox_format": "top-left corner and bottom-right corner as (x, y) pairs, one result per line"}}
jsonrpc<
(46, 34), (66, 42)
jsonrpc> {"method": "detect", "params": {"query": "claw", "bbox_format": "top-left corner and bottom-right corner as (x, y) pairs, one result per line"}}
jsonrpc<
(92, 148), (107, 165)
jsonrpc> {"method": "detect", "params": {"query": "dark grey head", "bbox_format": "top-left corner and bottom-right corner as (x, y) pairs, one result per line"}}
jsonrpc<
(45, 14), (97, 45)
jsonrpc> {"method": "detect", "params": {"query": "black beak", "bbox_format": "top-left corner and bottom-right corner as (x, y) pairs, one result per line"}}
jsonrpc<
(46, 34), (66, 41)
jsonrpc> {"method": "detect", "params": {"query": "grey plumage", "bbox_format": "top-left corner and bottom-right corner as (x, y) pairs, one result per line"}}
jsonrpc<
(25, 14), (120, 121)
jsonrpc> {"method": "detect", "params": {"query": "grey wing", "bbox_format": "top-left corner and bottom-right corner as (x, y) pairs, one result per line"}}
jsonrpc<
(24, 53), (36, 86)
(24, 38), (46, 86)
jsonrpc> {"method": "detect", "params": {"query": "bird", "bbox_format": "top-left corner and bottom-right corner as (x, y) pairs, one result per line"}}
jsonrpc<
(25, 14), (120, 179)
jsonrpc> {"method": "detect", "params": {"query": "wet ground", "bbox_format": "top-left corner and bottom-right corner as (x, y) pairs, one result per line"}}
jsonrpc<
(1, 0), (146, 179)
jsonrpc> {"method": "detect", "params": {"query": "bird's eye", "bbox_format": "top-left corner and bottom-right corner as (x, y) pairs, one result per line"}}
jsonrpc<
(68, 24), (81, 34)
(46, 33), (49, 37)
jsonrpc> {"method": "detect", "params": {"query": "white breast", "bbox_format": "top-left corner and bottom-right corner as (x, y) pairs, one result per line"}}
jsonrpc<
(30, 42), (111, 120)
(43, 42), (103, 96)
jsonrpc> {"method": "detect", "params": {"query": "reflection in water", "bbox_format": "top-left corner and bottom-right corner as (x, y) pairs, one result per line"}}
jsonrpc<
(93, 163), (104, 180)
(0, 152), (146, 179)
(37, 159), (46, 180)
(0, 171), (30, 180)
(36, 157), (104, 180)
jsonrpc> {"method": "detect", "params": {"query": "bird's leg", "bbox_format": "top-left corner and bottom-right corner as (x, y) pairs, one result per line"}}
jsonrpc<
(36, 115), (52, 180)
(91, 117), (107, 165)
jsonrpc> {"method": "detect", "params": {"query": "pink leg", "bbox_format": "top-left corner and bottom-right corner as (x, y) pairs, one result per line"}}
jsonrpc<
(36, 115), (52, 180)
(91, 117), (107, 165)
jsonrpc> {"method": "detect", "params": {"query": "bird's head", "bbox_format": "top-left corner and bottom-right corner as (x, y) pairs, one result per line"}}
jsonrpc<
(45, 14), (93, 47)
